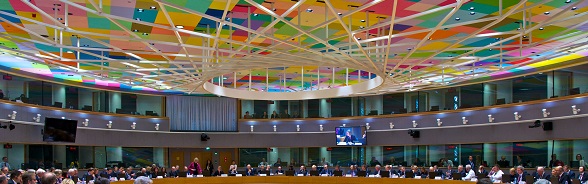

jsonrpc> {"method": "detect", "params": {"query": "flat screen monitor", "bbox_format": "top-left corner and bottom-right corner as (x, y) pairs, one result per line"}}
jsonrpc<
(357, 171), (366, 177)
(335, 126), (367, 146)
(429, 172), (437, 179)
(309, 171), (319, 176)
(43, 117), (77, 143)
(333, 170), (343, 177)
(379, 171), (389, 178)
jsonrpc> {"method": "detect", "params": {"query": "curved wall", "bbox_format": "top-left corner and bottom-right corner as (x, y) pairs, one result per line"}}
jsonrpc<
(1, 95), (588, 148)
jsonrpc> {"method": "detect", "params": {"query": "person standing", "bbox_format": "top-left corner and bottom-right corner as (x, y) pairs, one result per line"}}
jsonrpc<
(0, 157), (10, 171)
(188, 158), (202, 175)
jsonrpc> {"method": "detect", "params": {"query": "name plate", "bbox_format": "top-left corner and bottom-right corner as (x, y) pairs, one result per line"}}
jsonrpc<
(435, 176), (442, 180)
(345, 174), (352, 177)
(196, 175), (204, 178)
(259, 174), (267, 176)
(320, 174), (329, 177)
(156, 176), (163, 179)
(186, 175), (193, 178)
(414, 176), (421, 179)
(220, 174), (228, 177)
(471, 178), (478, 182)
(277, 173), (284, 175)
(297, 174), (304, 176)
(236, 174), (243, 177)
(391, 175), (399, 178)
(368, 175), (377, 178)
(119, 178), (125, 181)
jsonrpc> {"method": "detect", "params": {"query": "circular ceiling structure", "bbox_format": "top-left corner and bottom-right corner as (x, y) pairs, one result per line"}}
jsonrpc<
(0, 0), (588, 99)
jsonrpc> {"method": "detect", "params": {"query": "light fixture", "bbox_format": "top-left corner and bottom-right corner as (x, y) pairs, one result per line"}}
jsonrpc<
(107, 121), (112, 129)
(544, 12), (550, 15)
(566, 0), (572, 3)
(137, 8), (143, 12)
(572, 7), (577, 10)
(149, 6), (156, 9)
(360, 19), (365, 22)
(488, 115), (494, 123)
(61, 117), (65, 119)
(337, 12), (342, 15)
(155, 123), (160, 131)
(389, 122), (395, 129)
(572, 105), (581, 114)
(306, 8), (313, 12)
(250, 125), (254, 132)
(462, 117), (469, 125)
(33, 114), (41, 123)
(365, 123), (370, 130)
(273, 125), (277, 132)
(319, 124), (324, 132)
(131, 122), (136, 130)
(7, 111), (16, 120)
(82, 119), (89, 127)
(514, 112), (522, 121)
(455, 17), (461, 21)
(412, 120), (418, 128)
(542, 109), (550, 117)
(342, 124), (346, 127)
(253, 13), (258, 16)
(175, 25), (184, 29)
(296, 125), (300, 132)
(436, 119), (442, 127)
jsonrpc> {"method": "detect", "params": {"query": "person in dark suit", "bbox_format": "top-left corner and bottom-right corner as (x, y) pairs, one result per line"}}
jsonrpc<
(563, 165), (575, 179)
(513, 166), (528, 184)
(280, 110), (290, 119)
(445, 165), (455, 179)
(477, 166), (489, 176)
(359, 164), (370, 177)
(466, 156), (475, 169)
(270, 111), (279, 119)
(550, 154), (564, 168)
(433, 165), (444, 178)
(457, 165), (466, 178)
(205, 160), (214, 176)
(261, 112), (268, 119)
(555, 166), (571, 184)
(343, 130), (357, 145)
(8, 170), (21, 184)
(532, 166), (551, 181)
(168, 166), (179, 178)
(320, 165), (331, 176)
(296, 165), (308, 176)
(244, 164), (256, 176)
(275, 166), (285, 175)
(212, 166), (224, 176)
(346, 165), (357, 176)
(396, 166), (406, 177)
(371, 165), (382, 176)
(578, 166), (588, 183)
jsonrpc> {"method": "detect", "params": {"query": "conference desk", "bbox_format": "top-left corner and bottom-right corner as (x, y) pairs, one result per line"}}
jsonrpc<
(116, 176), (472, 184)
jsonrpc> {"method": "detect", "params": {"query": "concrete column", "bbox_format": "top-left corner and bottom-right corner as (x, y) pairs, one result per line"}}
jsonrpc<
(52, 84), (65, 107)
(495, 80), (513, 104)
(320, 99), (330, 118)
(108, 92), (121, 113)
(319, 147), (331, 166)
(483, 143), (496, 167)
(302, 100), (308, 118)
(572, 72), (588, 94)
(53, 145), (67, 167)
(153, 148), (165, 167)
(547, 71), (571, 98)
(483, 83), (497, 106)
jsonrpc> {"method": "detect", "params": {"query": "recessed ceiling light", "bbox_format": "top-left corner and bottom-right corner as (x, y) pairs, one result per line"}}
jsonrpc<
(57, 17), (62, 20)
(572, 7), (577, 10)
(306, 9), (313, 12)
(338, 12), (342, 15)
(356, 37), (361, 40)
(469, 7), (475, 10)
(360, 19), (365, 22)
(489, 49), (493, 51)
(137, 9), (143, 12)
(455, 17), (460, 21)
(359, 26), (364, 29)
(133, 29), (138, 32)
(539, 27), (544, 30)
(253, 13), (258, 16)
(175, 25), (184, 29)
(566, 0), (572, 3)
(150, 6), (156, 9)
(469, 12), (475, 15)
(226, 17), (230, 21)
(136, 18), (141, 21)
(544, 12), (550, 15)
(272, 8), (276, 11)
(66, 51), (73, 53)
(142, 33), (149, 35)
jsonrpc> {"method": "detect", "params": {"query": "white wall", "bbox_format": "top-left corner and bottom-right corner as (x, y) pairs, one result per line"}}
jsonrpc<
(52, 84), (65, 107)
(109, 92), (121, 113)
(137, 95), (162, 115)
(0, 144), (25, 170)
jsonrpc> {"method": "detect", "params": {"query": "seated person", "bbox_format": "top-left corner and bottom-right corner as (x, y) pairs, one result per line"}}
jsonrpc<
(333, 165), (343, 175)
(346, 165), (357, 176)
(532, 166), (550, 181)
(274, 166), (284, 175)
(228, 165), (238, 175)
(478, 166), (489, 176)
(488, 165), (504, 183)
(212, 166), (224, 176)
(320, 165), (331, 176)
(359, 164), (370, 177)
(244, 164), (256, 176)
(296, 165), (308, 176)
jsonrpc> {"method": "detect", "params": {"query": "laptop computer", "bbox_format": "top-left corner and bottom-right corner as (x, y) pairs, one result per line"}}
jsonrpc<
(525, 175), (535, 183)
(85, 176), (93, 182)
(380, 171), (390, 178)
(157, 172), (165, 177)
(551, 177), (560, 184)
(333, 170), (343, 177)
(285, 171), (295, 176)
(201, 170), (210, 176)
(99, 173), (107, 178)
(178, 171), (187, 177)
(117, 173), (126, 179)
(476, 173), (487, 179)
(502, 174), (511, 183)
(406, 172), (415, 178)
(428, 172), (437, 179)
(309, 171), (319, 176)
(357, 171), (366, 177)
(452, 173), (462, 180)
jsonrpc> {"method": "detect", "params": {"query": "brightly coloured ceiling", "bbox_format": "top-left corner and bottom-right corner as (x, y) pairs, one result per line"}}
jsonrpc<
(0, 0), (588, 98)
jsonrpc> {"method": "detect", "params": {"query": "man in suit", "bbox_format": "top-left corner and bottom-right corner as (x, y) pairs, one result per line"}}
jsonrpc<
(281, 110), (290, 119)
(386, 165), (398, 176)
(168, 166), (179, 178)
(445, 165), (455, 180)
(270, 111), (279, 119)
(457, 165), (466, 178)
(275, 166), (284, 175)
(245, 164), (256, 176)
(0, 157), (11, 171)
(343, 130), (357, 145)
(320, 165), (331, 176)
(212, 166), (224, 176)
(359, 164), (370, 177)
(556, 166), (572, 184)
(346, 165), (357, 176)
(477, 165), (489, 176)
(433, 165), (444, 178)
(0, 175), (7, 184)
(466, 156), (475, 169)
(371, 165), (382, 176)
(7, 170), (21, 184)
(578, 166), (588, 183)
(564, 165), (575, 179)
(532, 166), (551, 181)
(513, 166), (528, 184)
(296, 165), (308, 176)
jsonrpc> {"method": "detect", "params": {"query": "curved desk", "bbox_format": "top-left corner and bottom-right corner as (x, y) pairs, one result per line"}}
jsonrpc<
(116, 177), (472, 184)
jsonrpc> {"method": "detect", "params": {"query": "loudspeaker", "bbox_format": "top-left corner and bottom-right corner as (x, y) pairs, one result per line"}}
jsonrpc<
(200, 133), (210, 141)
(542, 122), (553, 131)
(408, 129), (420, 138)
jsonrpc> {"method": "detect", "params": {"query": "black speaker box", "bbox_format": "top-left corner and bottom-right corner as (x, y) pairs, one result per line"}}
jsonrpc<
(542, 122), (553, 131)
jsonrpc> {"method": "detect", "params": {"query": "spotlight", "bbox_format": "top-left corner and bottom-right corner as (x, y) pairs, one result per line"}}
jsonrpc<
(436, 119), (442, 127)
(273, 125), (277, 132)
(61, 117), (65, 119)
(572, 105), (581, 114)
(155, 123), (160, 131)
(296, 125), (300, 132)
(542, 109), (550, 118)
(389, 122), (395, 129)
(107, 121), (112, 129)
(462, 117), (469, 125)
(250, 125), (254, 132)
(319, 125), (324, 132)
(514, 112), (522, 121)
(201, 133), (210, 141)
(529, 120), (542, 128)
(342, 124), (346, 127)
(7, 111), (16, 120)
(131, 122), (136, 130)
(82, 119), (89, 127)
(33, 114), (41, 123)
(408, 129), (420, 138)
(412, 120), (418, 128)
(488, 115), (494, 123)
(365, 123), (370, 130)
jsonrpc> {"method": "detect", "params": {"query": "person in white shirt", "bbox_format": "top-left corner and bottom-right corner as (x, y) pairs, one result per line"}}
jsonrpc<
(577, 154), (588, 169)
(488, 164), (504, 183)
(258, 158), (268, 168)
(464, 165), (476, 180)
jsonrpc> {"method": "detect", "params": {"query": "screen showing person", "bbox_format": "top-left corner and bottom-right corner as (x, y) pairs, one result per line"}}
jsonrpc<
(335, 126), (367, 146)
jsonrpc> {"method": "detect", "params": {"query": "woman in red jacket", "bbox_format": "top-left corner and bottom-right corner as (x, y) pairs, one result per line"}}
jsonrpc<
(188, 157), (202, 175)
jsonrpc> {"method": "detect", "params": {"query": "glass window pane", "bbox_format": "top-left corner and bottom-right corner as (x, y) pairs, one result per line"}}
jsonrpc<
(513, 141), (547, 167)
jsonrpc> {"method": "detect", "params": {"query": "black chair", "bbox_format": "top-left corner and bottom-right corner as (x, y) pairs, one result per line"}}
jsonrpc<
(496, 98), (506, 105)
(53, 102), (63, 108)
(430, 106), (439, 111)
(82, 105), (92, 111)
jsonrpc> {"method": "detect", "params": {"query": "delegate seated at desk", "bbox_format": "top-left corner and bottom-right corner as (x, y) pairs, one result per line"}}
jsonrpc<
(343, 130), (357, 145)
